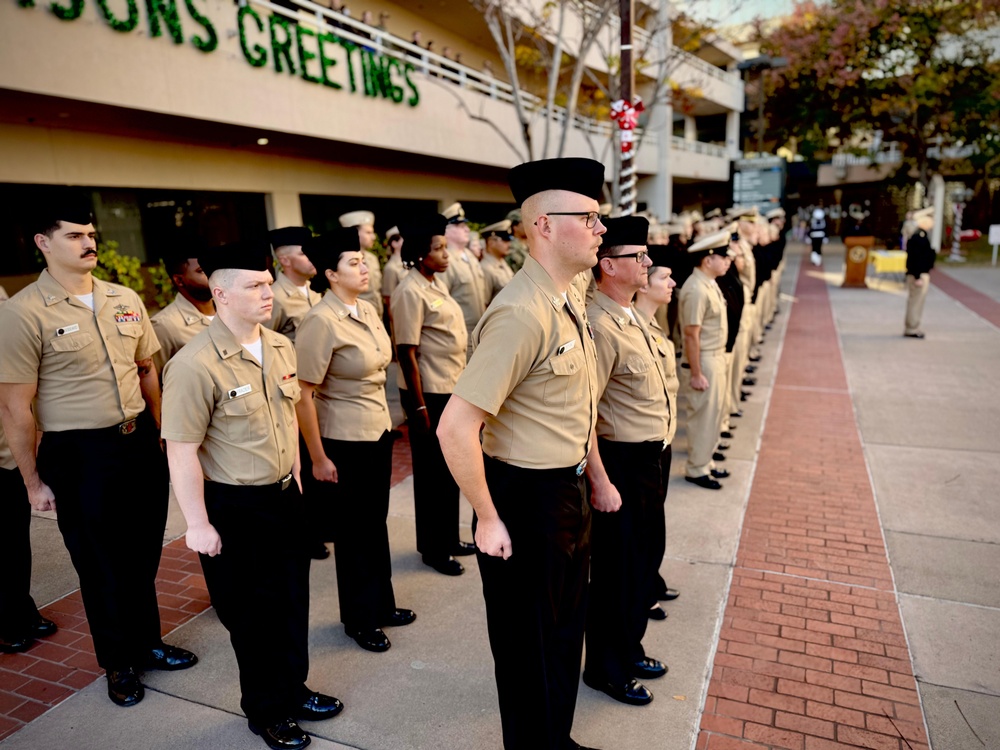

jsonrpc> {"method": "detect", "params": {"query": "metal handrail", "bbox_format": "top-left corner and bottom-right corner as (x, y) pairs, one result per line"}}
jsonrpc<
(671, 46), (740, 85)
(670, 136), (729, 158)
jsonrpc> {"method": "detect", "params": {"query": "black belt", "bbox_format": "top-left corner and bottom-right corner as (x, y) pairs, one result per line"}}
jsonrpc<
(276, 473), (293, 490)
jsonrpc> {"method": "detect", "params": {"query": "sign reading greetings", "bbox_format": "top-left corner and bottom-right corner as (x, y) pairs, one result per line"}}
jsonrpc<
(15, 0), (420, 107)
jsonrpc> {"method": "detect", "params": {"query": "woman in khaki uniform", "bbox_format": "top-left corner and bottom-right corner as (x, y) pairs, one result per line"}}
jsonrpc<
(294, 230), (416, 653)
(390, 214), (471, 576)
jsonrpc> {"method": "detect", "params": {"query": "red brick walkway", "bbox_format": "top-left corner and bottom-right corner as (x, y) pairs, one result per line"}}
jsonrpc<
(930, 268), (1000, 328)
(0, 429), (415, 742)
(696, 263), (931, 750)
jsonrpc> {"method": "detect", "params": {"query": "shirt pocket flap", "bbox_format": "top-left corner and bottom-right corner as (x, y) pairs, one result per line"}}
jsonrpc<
(550, 347), (584, 376)
(625, 355), (649, 374)
(116, 324), (143, 338)
(278, 381), (301, 401)
(221, 390), (266, 416)
(50, 332), (95, 352)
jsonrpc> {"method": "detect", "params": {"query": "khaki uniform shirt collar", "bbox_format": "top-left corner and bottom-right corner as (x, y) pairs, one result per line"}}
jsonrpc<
(173, 293), (213, 326)
(275, 271), (315, 303)
(207, 316), (286, 364)
(593, 290), (636, 331)
(522, 255), (568, 312)
(36, 269), (122, 311)
(321, 290), (358, 321)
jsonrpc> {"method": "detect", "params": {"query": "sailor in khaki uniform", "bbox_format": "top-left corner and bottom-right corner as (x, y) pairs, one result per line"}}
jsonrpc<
(678, 230), (732, 490)
(267, 226), (321, 342)
(150, 248), (214, 374)
(339, 211), (383, 319)
(380, 225), (406, 314)
(162, 242), (343, 750)
(438, 157), (606, 750)
(390, 214), (471, 576)
(479, 220), (515, 304)
(0, 193), (196, 707)
(294, 230), (416, 654)
(437, 202), (487, 360)
(581, 216), (670, 708)
(634, 247), (681, 620)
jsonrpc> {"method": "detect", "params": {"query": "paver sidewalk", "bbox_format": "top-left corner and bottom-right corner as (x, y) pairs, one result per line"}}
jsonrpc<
(696, 261), (931, 750)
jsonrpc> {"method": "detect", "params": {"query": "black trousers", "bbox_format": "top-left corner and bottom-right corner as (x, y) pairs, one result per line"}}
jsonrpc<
(314, 432), (396, 630)
(200, 480), (311, 726)
(399, 390), (459, 559)
(0, 467), (41, 638)
(37, 417), (168, 670)
(477, 456), (591, 750)
(585, 439), (661, 684)
(811, 236), (824, 256)
(649, 446), (673, 605)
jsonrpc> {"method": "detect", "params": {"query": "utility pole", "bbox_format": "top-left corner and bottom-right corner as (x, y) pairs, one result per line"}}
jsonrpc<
(618, 0), (636, 216)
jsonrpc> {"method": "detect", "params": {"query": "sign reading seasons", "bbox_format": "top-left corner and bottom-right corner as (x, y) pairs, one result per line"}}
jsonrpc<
(15, 0), (420, 107)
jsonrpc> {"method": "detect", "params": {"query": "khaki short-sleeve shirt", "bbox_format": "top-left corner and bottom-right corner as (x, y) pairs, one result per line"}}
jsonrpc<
(454, 255), (599, 470)
(636, 307), (680, 445)
(358, 250), (384, 318)
(381, 254), (406, 302)
(480, 254), (514, 304)
(390, 270), (467, 394)
(150, 294), (213, 374)
(588, 292), (671, 443)
(295, 293), (392, 441)
(267, 271), (321, 342)
(0, 270), (159, 431)
(437, 250), (487, 337)
(161, 319), (300, 486)
(679, 267), (728, 353)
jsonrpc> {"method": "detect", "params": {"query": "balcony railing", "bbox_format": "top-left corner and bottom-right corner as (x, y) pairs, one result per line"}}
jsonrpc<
(670, 136), (730, 158)
(671, 46), (741, 85)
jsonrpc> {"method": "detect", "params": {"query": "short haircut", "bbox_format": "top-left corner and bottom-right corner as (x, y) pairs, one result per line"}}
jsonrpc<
(592, 244), (624, 282)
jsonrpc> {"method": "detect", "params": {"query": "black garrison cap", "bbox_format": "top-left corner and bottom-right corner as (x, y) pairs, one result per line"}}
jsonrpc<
(199, 240), (272, 278)
(269, 226), (312, 250)
(508, 157), (606, 206)
(600, 216), (649, 249)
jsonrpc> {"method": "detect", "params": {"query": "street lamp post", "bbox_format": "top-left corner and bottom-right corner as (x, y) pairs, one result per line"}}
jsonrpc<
(737, 55), (787, 156)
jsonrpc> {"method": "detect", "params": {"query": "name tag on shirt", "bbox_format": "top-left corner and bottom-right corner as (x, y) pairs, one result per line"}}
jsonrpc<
(56, 324), (80, 336)
(228, 384), (253, 399)
(430, 298), (444, 310)
(556, 340), (576, 355)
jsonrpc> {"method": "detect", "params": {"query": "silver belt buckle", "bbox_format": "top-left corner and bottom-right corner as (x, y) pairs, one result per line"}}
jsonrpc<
(279, 473), (292, 490)
(119, 418), (137, 435)
(575, 458), (588, 476)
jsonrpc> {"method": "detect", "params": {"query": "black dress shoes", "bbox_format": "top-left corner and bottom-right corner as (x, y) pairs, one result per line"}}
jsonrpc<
(0, 634), (33, 654)
(745, 365), (757, 374)
(904, 332), (925, 339)
(711, 469), (730, 479)
(582, 673), (653, 706)
(249, 718), (310, 750)
(568, 741), (601, 750)
(146, 644), (199, 671)
(296, 692), (344, 721)
(452, 540), (477, 556)
(717, 442), (731, 451)
(749, 354), (761, 362)
(346, 626), (391, 653)
(107, 668), (144, 707)
(741, 391), (751, 400)
(661, 587), (680, 601)
(632, 657), (668, 679)
(648, 606), (667, 621)
(685, 475), (722, 490)
(743, 377), (757, 386)
(422, 555), (465, 576)
(712, 452), (727, 462)
(32, 616), (57, 637)
(720, 430), (734, 439)
(730, 409), (743, 419)
(383, 608), (416, 627)
(309, 543), (330, 560)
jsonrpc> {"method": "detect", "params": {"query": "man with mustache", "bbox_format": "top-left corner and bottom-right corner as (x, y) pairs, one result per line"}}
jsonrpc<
(0, 191), (197, 707)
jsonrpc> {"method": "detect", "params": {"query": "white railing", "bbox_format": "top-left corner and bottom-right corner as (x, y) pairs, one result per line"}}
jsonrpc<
(670, 136), (729, 158)
(672, 46), (741, 85)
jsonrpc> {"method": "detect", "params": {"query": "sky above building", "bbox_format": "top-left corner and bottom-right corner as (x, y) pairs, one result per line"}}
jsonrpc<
(678, 0), (798, 26)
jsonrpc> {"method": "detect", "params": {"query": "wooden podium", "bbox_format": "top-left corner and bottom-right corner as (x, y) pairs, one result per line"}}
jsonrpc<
(842, 236), (874, 288)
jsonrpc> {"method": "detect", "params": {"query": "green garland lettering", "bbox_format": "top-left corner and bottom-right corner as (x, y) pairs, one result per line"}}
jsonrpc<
(317, 32), (342, 89)
(403, 62), (419, 107)
(385, 59), (404, 104)
(295, 24), (320, 84)
(97, 0), (139, 32)
(50, 0), (83, 20)
(339, 39), (357, 93)
(144, 0), (183, 44)
(268, 15), (295, 75)
(237, 6), (267, 67)
(184, 0), (216, 52)
(18, 0), (36, 8)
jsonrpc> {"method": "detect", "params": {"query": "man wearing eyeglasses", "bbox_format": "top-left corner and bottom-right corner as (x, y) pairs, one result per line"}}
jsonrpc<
(579, 216), (672, 708)
(679, 230), (733, 490)
(438, 158), (606, 750)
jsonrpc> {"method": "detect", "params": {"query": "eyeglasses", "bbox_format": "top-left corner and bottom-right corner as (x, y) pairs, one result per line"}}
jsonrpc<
(608, 251), (647, 263)
(546, 211), (601, 228)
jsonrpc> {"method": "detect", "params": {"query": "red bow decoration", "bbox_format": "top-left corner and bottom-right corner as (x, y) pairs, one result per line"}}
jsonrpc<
(610, 97), (645, 153)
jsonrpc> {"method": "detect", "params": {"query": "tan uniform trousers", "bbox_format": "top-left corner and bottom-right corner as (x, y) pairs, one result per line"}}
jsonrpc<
(905, 274), (930, 335)
(682, 349), (729, 478)
(730, 324), (751, 419)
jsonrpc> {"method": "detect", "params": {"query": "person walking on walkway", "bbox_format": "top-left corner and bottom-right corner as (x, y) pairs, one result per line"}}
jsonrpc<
(904, 207), (936, 339)
(582, 216), (671, 708)
(163, 242), (343, 750)
(438, 157), (605, 750)
(390, 213), (472, 576)
(809, 208), (827, 267)
(0, 192), (197, 707)
(294, 230), (416, 653)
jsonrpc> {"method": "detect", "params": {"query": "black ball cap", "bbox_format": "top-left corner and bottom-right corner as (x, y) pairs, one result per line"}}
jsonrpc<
(601, 216), (649, 249)
(508, 157), (606, 206)
(269, 226), (312, 250)
(198, 239), (272, 279)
